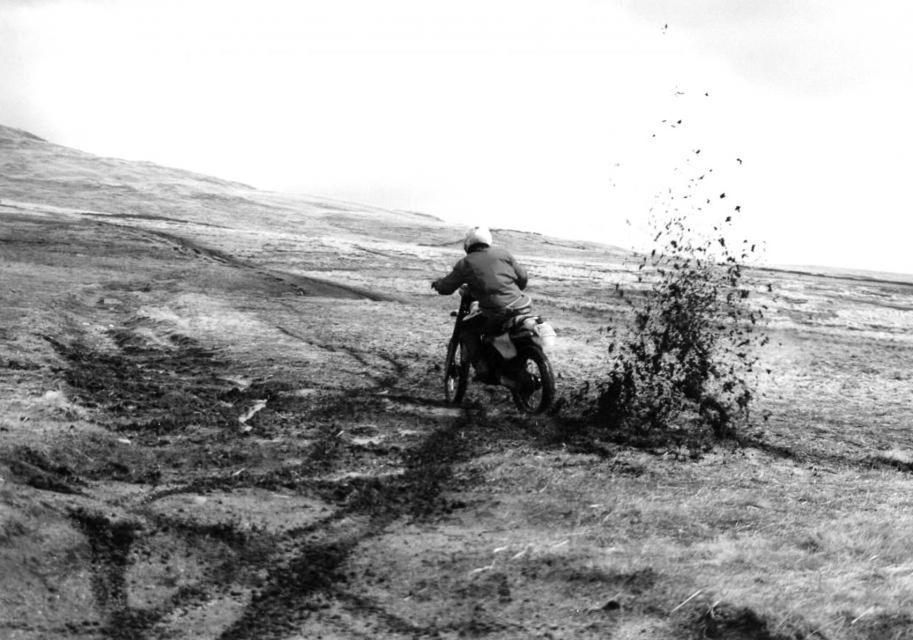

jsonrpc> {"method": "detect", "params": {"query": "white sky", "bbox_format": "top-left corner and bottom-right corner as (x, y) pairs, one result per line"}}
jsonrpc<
(2, 0), (912, 273)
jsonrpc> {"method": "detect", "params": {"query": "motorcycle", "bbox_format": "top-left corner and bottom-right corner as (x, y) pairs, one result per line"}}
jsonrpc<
(443, 291), (557, 414)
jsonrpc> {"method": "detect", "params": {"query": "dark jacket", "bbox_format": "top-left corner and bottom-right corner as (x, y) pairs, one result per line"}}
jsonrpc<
(433, 245), (530, 314)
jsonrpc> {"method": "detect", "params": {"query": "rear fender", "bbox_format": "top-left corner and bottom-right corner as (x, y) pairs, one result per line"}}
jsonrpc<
(491, 332), (517, 359)
(509, 317), (557, 352)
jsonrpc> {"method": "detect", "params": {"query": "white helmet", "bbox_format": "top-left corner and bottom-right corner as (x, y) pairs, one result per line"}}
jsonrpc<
(463, 225), (492, 252)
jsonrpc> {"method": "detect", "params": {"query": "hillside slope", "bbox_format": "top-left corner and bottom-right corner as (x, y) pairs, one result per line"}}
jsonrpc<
(0, 124), (627, 264)
(3, 125), (913, 639)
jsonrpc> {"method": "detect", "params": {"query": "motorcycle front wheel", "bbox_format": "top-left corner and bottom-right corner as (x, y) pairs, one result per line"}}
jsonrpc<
(443, 336), (470, 404)
(511, 345), (556, 414)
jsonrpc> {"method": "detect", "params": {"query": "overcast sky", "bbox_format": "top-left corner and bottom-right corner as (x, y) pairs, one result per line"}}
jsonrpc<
(2, 0), (912, 273)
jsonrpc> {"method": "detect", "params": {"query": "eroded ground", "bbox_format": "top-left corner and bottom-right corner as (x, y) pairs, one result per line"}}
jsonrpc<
(3, 201), (913, 640)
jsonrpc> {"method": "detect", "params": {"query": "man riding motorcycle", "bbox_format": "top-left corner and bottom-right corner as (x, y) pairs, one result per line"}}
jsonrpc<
(432, 226), (532, 383)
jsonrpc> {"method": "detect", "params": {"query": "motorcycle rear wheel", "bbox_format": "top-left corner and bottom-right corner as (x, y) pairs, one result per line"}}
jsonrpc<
(511, 345), (555, 414)
(444, 337), (470, 404)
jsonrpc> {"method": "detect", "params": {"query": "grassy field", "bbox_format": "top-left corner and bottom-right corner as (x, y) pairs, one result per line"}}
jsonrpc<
(2, 124), (913, 639)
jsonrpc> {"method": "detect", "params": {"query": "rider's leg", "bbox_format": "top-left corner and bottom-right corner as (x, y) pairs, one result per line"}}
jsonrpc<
(475, 311), (512, 383)
(481, 313), (507, 337)
(481, 310), (526, 388)
(461, 315), (485, 373)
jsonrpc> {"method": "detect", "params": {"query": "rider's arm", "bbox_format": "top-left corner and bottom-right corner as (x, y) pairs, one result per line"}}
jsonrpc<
(432, 260), (466, 295)
(512, 258), (529, 290)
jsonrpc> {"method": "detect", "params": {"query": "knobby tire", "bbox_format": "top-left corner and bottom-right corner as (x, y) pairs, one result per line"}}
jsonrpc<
(444, 336), (469, 404)
(511, 345), (555, 414)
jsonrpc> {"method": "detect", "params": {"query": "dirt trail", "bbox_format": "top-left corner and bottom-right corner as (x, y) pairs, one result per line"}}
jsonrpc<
(134, 225), (408, 303)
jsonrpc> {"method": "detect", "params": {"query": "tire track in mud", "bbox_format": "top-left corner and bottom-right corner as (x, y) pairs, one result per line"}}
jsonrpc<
(217, 541), (354, 640)
(62, 503), (277, 640)
(38, 317), (485, 639)
(215, 404), (481, 639)
(125, 223), (408, 303)
(23, 210), (407, 303)
(70, 509), (156, 640)
(274, 323), (409, 389)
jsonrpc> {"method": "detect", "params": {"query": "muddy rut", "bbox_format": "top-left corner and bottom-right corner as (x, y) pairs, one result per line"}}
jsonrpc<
(8, 316), (487, 639)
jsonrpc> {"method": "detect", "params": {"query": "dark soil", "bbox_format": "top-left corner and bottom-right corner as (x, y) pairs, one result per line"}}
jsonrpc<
(687, 602), (813, 640)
